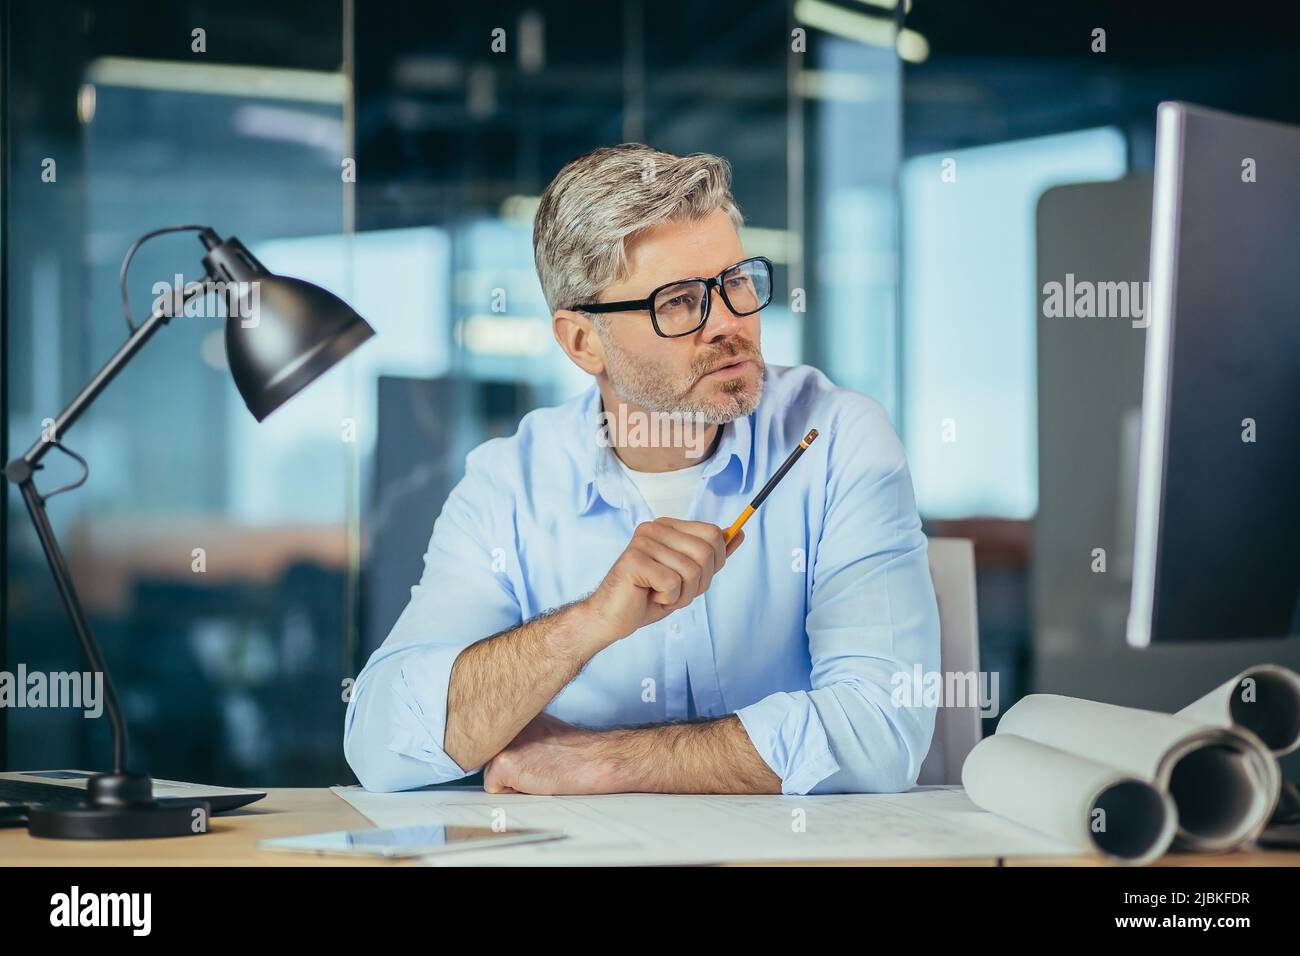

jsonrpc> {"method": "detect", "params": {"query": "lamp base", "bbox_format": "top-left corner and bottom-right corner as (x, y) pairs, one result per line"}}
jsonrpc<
(26, 772), (212, 840)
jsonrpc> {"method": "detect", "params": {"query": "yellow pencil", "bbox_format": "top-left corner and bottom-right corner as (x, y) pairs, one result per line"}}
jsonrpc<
(723, 428), (819, 543)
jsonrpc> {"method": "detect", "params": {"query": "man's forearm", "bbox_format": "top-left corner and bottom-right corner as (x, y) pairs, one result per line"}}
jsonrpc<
(443, 601), (611, 771)
(596, 716), (781, 794)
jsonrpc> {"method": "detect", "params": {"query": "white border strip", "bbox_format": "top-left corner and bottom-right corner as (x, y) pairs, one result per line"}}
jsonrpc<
(1126, 102), (1185, 647)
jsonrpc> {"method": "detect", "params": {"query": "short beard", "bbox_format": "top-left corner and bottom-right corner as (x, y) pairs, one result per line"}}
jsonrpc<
(598, 323), (764, 425)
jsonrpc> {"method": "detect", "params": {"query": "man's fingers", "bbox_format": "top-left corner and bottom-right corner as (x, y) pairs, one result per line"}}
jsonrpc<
(724, 527), (745, 557)
(655, 516), (728, 548)
(658, 517), (729, 570)
(616, 518), (738, 622)
(484, 760), (510, 794)
(626, 548), (683, 606)
(640, 519), (724, 577)
(633, 536), (707, 597)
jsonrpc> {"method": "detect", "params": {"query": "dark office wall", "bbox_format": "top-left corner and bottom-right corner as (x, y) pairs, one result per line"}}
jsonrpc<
(353, 1), (795, 229)
(904, 1), (1300, 159)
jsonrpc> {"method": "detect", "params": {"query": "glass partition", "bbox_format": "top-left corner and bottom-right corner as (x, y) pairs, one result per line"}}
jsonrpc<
(3, 0), (355, 785)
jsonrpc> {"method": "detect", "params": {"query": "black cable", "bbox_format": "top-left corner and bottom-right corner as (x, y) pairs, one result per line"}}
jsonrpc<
(118, 224), (209, 333)
(39, 441), (90, 501)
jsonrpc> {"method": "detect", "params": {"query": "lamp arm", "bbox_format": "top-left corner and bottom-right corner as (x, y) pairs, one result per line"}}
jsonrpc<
(17, 306), (171, 471)
(3, 277), (211, 774)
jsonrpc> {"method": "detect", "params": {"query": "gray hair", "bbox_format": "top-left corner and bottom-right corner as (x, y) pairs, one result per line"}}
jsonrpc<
(532, 143), (744, 316)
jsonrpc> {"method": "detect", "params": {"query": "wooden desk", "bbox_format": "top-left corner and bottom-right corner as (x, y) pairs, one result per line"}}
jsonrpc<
(0, 789), (415, 867)
(1, 789), (1298, 866)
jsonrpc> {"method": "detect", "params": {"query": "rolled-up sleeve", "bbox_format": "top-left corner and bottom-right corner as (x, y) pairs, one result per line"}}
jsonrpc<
(736, 402), (940, 795)
(344, 446), (522, 792)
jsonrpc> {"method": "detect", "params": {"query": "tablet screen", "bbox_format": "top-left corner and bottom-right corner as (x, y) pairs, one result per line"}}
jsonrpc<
(261, 823), (564, 858)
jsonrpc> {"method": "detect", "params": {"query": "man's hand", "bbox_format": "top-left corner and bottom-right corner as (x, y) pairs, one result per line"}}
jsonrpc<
(483, 712), (616, 795)
(483, 710), (782, 796)
(581, 517), (744, 641)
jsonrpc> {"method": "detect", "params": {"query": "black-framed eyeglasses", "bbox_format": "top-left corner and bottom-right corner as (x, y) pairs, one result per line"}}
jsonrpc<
(573, 255), (774, 338)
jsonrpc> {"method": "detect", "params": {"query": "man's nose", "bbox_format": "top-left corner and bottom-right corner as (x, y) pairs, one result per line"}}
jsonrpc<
(700, 285), (744, 341)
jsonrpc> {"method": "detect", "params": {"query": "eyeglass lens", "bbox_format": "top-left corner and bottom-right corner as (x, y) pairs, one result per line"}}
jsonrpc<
(651, 259), (771, 336)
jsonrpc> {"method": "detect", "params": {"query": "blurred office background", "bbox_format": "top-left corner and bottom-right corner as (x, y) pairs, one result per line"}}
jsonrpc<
(3, 0), (1298, 785)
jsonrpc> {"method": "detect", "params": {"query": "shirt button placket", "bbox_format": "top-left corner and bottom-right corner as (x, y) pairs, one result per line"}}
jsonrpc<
(666, 618), (685, 720)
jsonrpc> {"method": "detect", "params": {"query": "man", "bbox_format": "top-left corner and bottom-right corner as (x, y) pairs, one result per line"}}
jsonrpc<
(345, 144), (939, 796)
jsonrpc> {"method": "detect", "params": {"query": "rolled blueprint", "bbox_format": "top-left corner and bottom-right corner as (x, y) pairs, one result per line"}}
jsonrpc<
(996, 695), (1280, 852)
(963, 733), (1176, 865)
(1178, 664), (1300, 756)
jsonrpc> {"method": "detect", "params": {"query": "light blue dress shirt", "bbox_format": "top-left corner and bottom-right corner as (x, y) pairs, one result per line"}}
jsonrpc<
(345, 364), (940, 795)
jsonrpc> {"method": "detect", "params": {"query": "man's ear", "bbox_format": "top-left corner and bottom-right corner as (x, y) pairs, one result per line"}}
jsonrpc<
(553, 309), (606, 376)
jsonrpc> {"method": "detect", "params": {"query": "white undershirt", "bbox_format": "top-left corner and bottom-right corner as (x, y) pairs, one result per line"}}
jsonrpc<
(614, 456), (710, 520)
(614, 454), (710, 717)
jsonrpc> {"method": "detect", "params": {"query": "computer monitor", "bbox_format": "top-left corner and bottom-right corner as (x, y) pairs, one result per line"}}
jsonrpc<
(1128, 103), (1300, 646)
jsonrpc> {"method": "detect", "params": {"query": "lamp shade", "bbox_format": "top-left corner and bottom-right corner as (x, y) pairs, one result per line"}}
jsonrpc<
(202, 233), (374, 421)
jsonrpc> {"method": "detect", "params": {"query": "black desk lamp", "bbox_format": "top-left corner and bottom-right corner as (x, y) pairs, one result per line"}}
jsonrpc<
(3, 225), (374, 839)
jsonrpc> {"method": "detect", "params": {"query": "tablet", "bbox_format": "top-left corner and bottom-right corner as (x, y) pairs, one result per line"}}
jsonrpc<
(259, 822), (566, 859)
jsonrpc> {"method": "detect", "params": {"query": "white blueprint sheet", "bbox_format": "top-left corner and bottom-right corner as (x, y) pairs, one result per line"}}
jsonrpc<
(330, 784), (1080, 866)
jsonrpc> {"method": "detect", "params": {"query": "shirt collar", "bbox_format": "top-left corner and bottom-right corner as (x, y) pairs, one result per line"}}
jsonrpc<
(574, 387), (755, 516)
